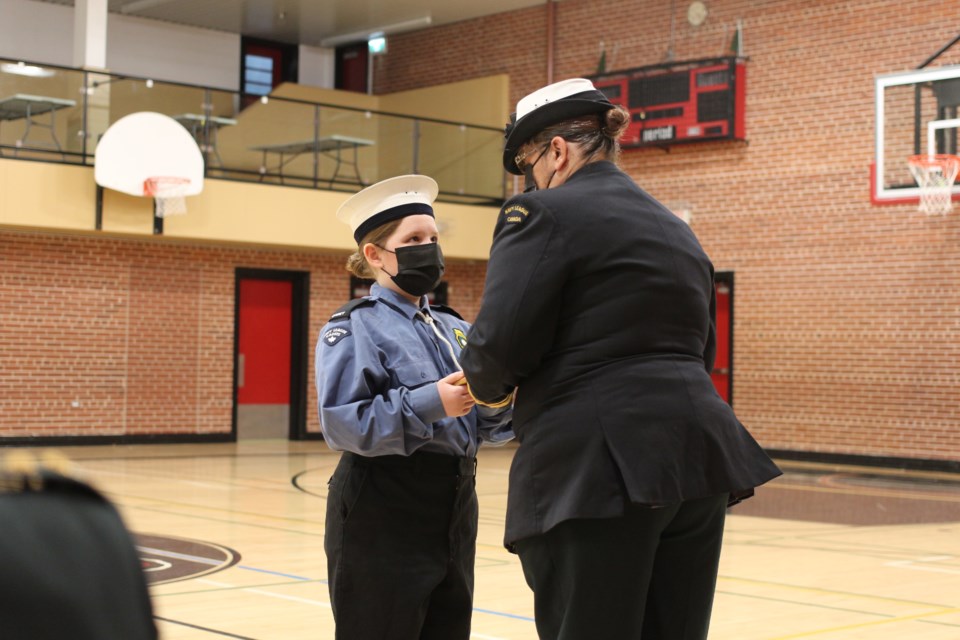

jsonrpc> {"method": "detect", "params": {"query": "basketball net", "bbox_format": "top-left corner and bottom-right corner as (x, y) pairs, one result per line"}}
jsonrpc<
(143, 177), (190, 218)
(907, 154), (960, 215)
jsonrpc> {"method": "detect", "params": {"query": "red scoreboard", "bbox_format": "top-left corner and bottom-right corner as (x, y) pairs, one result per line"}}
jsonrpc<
(591, 57), (746, 148)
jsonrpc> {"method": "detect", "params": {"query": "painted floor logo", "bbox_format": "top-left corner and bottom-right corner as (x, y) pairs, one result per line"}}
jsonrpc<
(135, 533), (240, 585)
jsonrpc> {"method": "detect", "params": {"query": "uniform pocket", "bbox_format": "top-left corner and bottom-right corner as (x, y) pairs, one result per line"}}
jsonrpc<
(338, 463), (369, 522)
(391, 359), (441, 388)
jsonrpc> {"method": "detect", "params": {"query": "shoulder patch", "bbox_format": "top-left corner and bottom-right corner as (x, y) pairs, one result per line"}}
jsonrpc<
(429, 303), (463, 320)
(453, 328), (468, 349)
(322, 327), (352, 346)
(329, 297), (376, 322)
(502, 203), (530, 225)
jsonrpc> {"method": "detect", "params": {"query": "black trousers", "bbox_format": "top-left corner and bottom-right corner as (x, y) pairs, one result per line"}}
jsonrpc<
(514, 493), (728, 640)
(324, 451), (479, 640)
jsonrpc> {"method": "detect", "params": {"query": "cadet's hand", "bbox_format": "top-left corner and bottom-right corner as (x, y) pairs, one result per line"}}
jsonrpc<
(438, 372), (476, 417)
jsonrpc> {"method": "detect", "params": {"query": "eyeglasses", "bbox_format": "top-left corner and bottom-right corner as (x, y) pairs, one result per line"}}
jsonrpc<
(514, 144), (548, 172)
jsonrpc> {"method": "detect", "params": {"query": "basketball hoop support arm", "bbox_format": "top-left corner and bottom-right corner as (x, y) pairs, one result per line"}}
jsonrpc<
(917, 33), (960, 70)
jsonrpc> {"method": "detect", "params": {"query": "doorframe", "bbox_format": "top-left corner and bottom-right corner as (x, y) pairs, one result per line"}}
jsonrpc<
(233, 268), (311, 440)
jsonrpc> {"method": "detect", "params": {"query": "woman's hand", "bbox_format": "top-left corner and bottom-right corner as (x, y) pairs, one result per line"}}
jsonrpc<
(437, 371), (476, 417)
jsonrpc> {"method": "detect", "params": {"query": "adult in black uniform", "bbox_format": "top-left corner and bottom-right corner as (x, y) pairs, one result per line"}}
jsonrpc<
(0, 451), (157, 640)
(459, 78), (782, 640)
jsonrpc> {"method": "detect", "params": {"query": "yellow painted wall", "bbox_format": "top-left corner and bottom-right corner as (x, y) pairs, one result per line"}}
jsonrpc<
(0, 159), (500, 259)
(379, 75), (510, 129)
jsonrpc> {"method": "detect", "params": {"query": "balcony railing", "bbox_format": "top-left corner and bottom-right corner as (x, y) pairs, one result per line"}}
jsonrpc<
(0, 58), (506, 206)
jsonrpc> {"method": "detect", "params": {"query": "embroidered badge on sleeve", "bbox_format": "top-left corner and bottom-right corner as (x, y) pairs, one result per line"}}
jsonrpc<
(453, 328), (468, 348)
(502, 204), (529, 225)
(322, 327), (351, 346)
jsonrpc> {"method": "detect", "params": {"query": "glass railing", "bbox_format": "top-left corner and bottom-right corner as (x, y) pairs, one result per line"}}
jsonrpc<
(0, 58), (506, 205)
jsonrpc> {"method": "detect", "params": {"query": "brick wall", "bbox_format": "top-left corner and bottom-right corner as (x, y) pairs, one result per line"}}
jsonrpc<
(0, 230), (485, 439)
(376, 0), (960, 464)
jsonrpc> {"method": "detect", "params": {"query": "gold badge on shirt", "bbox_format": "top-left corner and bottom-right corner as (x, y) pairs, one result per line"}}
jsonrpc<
(453, 328), (468, 348)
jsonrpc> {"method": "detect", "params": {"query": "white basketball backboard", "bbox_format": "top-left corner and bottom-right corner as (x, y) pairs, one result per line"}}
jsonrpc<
(94, 112), (204, 197)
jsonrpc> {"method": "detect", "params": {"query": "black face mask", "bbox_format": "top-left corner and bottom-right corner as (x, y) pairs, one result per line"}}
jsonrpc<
(378, 243), (445, 297)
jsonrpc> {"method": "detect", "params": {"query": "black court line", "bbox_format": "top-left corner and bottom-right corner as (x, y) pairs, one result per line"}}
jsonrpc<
(154, 616), (259, 639)
(291, 468), (328, 499)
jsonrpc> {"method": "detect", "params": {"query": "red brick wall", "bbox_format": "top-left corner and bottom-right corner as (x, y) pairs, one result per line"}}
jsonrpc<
(0, 230), (485, 439)
(376, 0), (960, 464)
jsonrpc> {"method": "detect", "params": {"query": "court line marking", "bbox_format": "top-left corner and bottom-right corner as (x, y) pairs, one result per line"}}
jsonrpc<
(237, 565), (314, 581)
(154, 615), (258, 639)
(719, 575), (954, 609)
(763, 479), (960, 504)
(473, 607), (536, 622)
(194, 579), (535, 624)
(769, 606), (960, 639)
(885, 555), (960, 575)
(138, 546), (225, 566)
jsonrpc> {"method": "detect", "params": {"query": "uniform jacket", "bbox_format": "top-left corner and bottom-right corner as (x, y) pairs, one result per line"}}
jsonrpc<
(460, 160), (781, 549)
(0, 470), (158, 640)
(315, 283), (513, 458)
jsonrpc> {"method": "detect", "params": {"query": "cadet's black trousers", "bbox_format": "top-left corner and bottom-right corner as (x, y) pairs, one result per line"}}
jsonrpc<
(514, 493), (728, 640)
(325, 450), (478, 640)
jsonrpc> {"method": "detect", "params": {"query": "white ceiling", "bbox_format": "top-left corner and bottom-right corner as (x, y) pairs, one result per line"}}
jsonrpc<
(36, 0), (551, 47)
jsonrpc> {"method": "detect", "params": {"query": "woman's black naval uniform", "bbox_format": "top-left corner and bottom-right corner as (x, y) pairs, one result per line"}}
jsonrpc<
(460, 160), (781, 639)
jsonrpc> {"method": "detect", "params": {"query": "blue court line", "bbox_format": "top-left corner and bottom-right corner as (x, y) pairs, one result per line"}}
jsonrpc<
(237, 565), (317, 582)
(234, 566), (534, 623)
(473, 607), (536, 622)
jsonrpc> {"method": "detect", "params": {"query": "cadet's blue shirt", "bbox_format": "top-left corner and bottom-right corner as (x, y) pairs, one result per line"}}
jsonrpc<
(315, 283), (513, 458)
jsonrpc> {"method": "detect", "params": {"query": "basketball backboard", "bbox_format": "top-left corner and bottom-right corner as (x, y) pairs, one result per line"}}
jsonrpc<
(94, 112), (204, 197)
(873, 65), (960, 204)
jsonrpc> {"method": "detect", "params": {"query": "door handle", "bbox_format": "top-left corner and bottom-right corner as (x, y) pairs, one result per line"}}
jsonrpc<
(238, 354), (245, 388)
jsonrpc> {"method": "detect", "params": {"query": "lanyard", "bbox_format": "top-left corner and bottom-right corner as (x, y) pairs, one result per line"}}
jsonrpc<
(417, 311), (462, 373)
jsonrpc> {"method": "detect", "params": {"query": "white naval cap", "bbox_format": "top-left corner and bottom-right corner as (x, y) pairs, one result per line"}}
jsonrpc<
(336, 174), (439, 244)
(502, 78), (613, 175)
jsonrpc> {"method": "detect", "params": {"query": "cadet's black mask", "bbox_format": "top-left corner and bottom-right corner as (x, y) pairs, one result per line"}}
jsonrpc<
(522, 145), (550, 193)
(377, 242), (445, 297)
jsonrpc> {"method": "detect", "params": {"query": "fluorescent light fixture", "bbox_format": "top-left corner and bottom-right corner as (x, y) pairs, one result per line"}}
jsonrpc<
(320, 15), (431, 48)
(1, 62), (55, 78)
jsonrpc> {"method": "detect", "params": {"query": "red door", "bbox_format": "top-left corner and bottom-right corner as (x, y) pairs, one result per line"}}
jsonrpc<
(711, 280), (732, 403)
(336, 43), (369, 93)
(238, 279), (292, 406)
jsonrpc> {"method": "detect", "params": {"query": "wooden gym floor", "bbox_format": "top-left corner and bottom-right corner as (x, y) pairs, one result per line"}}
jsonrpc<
(39, 441), (960, 639)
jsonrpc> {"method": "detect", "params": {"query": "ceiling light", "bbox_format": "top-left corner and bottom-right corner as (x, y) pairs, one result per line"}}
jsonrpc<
(1, 62), (55, 78)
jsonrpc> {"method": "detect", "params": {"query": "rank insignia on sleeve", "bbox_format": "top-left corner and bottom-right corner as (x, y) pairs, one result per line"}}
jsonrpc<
(502, 204), (529, 225)
(453, 328), (468, 348)
(322, 327), (351, 346)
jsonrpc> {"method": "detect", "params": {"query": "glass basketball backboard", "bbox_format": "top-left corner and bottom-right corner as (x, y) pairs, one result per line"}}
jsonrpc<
(873, 65), (960, 204)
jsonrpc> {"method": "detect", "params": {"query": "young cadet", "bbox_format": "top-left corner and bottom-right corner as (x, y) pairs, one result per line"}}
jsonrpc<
(315, 175), (513, 640)
(460, 79), (781, 640)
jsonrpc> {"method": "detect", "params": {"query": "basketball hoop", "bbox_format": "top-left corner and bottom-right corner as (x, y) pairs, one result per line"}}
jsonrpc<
(143, 176), (190, 217)
(907, 154), (960, 215)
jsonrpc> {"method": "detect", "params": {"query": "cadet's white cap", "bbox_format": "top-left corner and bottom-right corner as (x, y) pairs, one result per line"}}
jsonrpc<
(336, 174), (439, 243)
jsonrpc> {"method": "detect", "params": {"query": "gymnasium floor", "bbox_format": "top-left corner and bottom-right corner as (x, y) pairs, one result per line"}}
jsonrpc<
(48, 441), (960, 639)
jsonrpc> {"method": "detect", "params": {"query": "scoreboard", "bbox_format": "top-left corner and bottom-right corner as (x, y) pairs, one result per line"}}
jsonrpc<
(591, 57), (746, 148)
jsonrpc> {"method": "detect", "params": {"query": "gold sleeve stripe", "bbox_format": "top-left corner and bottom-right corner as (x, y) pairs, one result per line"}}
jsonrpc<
(466, 382), (514, 408)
